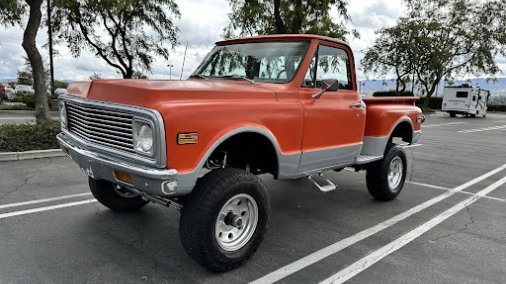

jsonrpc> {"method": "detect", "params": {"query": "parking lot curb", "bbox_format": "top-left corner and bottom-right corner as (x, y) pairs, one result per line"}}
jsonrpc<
(0, 149), (64, 162)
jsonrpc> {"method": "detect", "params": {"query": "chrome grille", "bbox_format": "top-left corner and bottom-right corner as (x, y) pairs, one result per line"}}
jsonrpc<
(66, 102), (135, 153)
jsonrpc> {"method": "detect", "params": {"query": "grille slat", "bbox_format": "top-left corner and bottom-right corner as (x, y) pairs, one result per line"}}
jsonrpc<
(68, 103), (134, 119)
(67, 109), (132, 127)
(67, 113), (133, 134)
(66, 102), (135, 153)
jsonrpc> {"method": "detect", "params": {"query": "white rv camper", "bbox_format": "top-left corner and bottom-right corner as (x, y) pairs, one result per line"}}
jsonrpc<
(442, 85), (490, 117)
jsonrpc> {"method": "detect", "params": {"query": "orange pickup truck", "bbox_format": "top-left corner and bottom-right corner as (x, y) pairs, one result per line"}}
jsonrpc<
(57, 34), (423, 271)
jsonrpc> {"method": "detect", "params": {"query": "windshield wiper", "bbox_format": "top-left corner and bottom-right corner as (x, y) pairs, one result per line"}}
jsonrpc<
(190, 74), (209, 80)
(222, 75), (255, 85)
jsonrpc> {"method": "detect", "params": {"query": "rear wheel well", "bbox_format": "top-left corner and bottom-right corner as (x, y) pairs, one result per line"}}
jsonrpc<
(389, 121), (413, 144)
(206, 132), (279, 177)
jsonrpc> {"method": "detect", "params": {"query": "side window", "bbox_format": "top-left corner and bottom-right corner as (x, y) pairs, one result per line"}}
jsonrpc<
(302, 55), (316, 88)
(301, 45), (352, 90)
(456, 91), (468, 98)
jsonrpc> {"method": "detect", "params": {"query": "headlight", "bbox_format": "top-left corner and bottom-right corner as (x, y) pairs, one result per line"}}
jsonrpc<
(133, 120), (154, 155)
(60, 102), (67, 130)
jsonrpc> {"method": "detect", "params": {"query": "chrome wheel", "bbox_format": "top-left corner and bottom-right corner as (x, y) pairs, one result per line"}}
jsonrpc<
(215, 193), (259, 252)
(387, 156), (403, 190)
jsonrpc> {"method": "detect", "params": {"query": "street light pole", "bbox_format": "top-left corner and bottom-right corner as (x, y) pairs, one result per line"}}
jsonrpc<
(167, 64), (174, 79)
(47, 0), (55, 95)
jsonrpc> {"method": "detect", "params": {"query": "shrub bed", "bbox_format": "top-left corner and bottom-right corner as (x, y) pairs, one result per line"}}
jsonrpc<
(0, 120), (60, 152)
(373, 90), (414, 97)
(416, 97), (443, 109)
(487, 104), (506, 112)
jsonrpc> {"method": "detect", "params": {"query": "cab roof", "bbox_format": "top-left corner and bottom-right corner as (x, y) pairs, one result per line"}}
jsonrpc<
(216, 34), (350, 48)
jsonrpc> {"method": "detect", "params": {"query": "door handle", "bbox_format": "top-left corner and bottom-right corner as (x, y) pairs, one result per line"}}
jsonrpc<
(350, 102), (365, 109)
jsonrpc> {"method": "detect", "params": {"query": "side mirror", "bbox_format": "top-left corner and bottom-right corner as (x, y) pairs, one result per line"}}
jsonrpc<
(312, 79), (339, 99)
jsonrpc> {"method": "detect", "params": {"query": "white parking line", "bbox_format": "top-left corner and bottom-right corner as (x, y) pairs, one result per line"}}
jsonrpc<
(0, 193), (92, 210)
(408, 181), (506, 203)
(423, 122), (465, 128)
(457, 125), (506, 133)
(0, 199), (97, 220)
(250, 164), (506, 284)
(320, 175), (506, 284)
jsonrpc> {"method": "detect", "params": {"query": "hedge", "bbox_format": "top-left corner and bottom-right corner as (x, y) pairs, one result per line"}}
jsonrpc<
(373, 90), (414, 97)
(416, 97), (443, 109)
(0, 120), (60, 152)
(487, 104), (506, 112)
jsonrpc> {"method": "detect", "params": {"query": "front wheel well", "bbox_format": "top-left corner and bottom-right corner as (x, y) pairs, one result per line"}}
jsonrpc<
(206, 132), (279, 177)
(389, 121), (413, 144)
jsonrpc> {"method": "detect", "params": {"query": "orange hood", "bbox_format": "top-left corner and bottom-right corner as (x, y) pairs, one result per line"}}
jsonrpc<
(66, 79), (277, 109)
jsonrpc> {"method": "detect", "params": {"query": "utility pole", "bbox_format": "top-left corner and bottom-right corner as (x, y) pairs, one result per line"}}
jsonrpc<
(180, 41), (188, 80)
(167, 64), (174, 79)
(47, 0), (55, 95)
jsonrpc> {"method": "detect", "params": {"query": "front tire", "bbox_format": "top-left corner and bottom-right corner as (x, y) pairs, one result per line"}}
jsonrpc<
(179, 168), (270, 272)
(366, 144), (407, 201)
(88, 178), (148, 212)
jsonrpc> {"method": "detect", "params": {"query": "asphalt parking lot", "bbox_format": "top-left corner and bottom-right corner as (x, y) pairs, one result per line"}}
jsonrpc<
(1, 112), (505, 283)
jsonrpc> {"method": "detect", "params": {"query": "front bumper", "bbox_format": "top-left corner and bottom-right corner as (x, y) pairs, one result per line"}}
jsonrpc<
(57, 133), (181, 196)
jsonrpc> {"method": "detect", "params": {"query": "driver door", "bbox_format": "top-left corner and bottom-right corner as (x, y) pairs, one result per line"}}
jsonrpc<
(298, 43), (366, 172)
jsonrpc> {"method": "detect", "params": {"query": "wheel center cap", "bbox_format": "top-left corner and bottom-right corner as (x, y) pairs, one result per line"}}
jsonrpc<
(224, 212), (243, 227)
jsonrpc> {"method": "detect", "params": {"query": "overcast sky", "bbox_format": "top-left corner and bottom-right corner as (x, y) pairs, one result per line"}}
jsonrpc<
(0, 0), (504, 82)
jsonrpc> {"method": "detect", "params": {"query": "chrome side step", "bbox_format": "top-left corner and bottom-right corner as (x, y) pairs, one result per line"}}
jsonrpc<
(308, 173), (337, 193)
(355, 155), (383, 165)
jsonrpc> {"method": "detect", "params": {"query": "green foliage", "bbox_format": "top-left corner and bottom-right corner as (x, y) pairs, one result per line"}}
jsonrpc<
(0, 120), (60, 152)
(362, 0), (506, 109)
(373, 90), (414, 97)
(17, 69), (33, 85)
(12, 96), (24, 103)
(224, 0), (357, 40)
(487, 104), (506, 112)
(54, 80), (69, 89)
(22, 93), (35, 108)
(416, 97), (443, 110)
(89, 73), (102, 80)
(0, 0), (24, 27)
(52, 0), (181, 78)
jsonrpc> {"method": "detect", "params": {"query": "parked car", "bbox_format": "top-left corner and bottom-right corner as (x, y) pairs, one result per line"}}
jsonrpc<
(5, 86), (15, 100)
(57, 34), (424, 271)
(0, 84), (6, 102)
(54, 88), (67, 97)
(15, 84), (34, 95)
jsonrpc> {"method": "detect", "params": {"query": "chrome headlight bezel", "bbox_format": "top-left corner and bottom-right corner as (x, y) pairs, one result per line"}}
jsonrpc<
(132, 118), (155, 156)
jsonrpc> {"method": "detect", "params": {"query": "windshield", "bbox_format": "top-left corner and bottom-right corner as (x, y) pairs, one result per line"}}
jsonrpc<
(193, 41), (309, 83)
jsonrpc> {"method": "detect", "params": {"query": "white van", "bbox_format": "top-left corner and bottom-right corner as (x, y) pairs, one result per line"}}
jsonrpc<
(442, 85), (490, 118)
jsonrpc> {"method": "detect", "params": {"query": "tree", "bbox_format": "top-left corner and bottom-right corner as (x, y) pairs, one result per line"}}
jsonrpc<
(54, 80), (69, 89)
(361, 19), (420, 94)
(17, 69), (34, 86)
(89, 72), (102, 80)
(224, 0), (358, 40)
(53, 0), (180, 78)
(363, 0), (506, 108)
(1, 0), (51, 123)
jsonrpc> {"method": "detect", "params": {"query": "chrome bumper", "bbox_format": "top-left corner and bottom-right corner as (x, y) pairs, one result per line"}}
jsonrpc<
(57, 133), (182, 197)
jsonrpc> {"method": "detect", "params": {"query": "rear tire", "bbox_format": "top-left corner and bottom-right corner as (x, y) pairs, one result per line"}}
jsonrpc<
(366, 144), (407, 201)
(88, 178), (148, 212)
(449, 112), (456, 117)
(179, 168), (270, 272)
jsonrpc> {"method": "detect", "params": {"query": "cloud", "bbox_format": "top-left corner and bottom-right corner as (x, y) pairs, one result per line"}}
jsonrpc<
(1, 0), (505, 83)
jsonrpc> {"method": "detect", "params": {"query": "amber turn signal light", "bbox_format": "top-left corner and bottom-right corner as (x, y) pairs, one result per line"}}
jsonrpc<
(114, 171), (134, 185)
